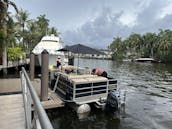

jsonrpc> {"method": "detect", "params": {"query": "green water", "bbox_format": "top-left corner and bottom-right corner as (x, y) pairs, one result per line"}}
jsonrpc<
(48, 59), (172, 129)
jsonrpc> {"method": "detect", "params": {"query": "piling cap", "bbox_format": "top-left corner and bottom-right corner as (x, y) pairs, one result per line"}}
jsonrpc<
(41, 49), (49, 54)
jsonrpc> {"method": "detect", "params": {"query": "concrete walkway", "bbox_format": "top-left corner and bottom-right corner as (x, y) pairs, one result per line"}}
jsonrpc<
(0, 79), (21, 94)
(0, 94), (25, 129)
(0, 78), (64, 109)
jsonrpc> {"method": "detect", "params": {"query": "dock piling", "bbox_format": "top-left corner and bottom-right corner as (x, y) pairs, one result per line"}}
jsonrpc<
(30, 52), (35, 81)
(41, 50), (49, 101)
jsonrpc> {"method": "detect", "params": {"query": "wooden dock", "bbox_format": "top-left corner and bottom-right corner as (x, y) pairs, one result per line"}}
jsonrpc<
(0, 94), (25, 129)
(32, 79), (64, 109)
(0, 78), (64, 109)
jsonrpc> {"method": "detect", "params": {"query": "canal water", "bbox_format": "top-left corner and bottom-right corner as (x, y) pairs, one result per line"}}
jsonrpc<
(48, 58), (172, 129)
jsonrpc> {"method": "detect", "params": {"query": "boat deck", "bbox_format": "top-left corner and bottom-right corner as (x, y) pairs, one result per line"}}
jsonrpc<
(32, 79), (64, 109)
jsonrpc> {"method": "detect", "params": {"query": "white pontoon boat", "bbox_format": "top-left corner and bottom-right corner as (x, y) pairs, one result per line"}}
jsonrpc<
(50, 67), (120, 118)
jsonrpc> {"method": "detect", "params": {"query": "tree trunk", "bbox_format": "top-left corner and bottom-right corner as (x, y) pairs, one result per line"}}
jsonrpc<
(2, 45), (7, 75)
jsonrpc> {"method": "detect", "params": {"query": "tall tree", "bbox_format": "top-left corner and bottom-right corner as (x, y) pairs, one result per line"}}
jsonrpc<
(109, 29), (172, 62)
(48, 27), (59, 36)
(157, 29), (172, 62)
(25, 19), (40, 51)
(0, 0), (18, 68)
(6, 14), (16, 47)
(142, 32), (157, 58)
(36, 14), (49, 40)
(15, 9), (29, 50)
(125, 33), (142, 58)
(109, 37), (125, 59)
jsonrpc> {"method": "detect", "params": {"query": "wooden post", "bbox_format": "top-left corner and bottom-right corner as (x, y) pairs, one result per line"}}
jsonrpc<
(30, 53), (35, 81)
(41, 50), (49, 101)
(2, 46), (7, 76)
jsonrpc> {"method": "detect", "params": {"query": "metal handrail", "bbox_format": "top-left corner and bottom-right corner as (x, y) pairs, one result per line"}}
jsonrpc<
(21, 67), (54, 129)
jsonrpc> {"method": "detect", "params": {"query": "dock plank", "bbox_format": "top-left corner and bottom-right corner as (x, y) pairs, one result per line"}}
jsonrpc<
(32, 79), (64, 109)
(0, 94), (25, 129)
(41, 91), (64, 109)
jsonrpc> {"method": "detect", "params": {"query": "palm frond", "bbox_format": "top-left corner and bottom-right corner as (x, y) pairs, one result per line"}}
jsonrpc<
(8, 1), (18, 13)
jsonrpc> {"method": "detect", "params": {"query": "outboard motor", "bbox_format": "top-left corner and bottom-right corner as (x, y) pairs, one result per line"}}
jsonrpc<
(105, 91), (119, 112)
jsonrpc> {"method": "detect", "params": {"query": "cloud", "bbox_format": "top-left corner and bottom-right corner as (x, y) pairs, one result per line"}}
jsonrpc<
(133, 0), (169, 33)
(62, 8), (130, 48)
(12, 0), (172, 48)
(62, 0), (172, 48)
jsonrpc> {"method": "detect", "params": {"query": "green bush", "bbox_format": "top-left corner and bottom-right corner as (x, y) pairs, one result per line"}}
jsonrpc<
(7, 47), (24, 61)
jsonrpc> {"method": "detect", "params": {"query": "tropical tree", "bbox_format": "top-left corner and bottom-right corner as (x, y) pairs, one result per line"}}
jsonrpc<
(124, 33), (142, 58)
(109, 29), (172, 62)
(0, 0), (18, 68)
(25, 19), (40, 51)
(141, 32), (157, 58)
(109, 37), (125, 60)
(6, 14), (16, 47)
(157, 29), (172, 62)
(48, 27), (59, 36)
(15, 9), (29, 50)
(22, 14), (60, 52)
(36, 14), (49, 40)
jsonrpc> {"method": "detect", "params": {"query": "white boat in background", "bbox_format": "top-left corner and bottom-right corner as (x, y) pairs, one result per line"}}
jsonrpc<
(32, 34), (68, 66)
(134, 58), (158, 63)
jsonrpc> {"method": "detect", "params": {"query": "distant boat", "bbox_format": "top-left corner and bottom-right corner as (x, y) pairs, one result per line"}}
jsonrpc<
(123, 59), (132, 62)
(134, 58), (158, 63)
(32, 34), (67, 66)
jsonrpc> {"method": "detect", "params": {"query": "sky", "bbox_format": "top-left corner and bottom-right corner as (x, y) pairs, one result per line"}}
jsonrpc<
(10, 0), (172, 48)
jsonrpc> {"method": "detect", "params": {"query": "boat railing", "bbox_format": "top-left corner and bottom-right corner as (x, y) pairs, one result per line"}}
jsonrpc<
(20, 67), (54, 129)
(55, 72), (117, 104)
(73, 79), (117, 99)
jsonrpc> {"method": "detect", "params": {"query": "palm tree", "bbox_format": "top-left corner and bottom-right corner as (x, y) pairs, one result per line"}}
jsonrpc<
(6, 13), (16, 47)
(25, 20), (40, 51)
(141, 32), (157, 58)
(157, 29), (172, 62)
(15, 9), (29, 50)
(125, 33), (142, 58)
(109, 37), (125, 59)
(48, 27), (60, 36)
(0, 0), (18, 70)
(36, 14), (49, 37)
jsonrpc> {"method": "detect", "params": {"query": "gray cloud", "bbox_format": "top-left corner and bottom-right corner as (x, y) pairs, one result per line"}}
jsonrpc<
(12, 0), (172, 48)
(133, 0), (170, 33)
(62, 8), (130, 48)
(62, 0), (172, 48)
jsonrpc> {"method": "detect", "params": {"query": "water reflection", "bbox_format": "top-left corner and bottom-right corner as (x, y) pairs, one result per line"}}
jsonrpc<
(1, 58), (171, 129)
(48, 107), (121, 129)
(48, 59), (172, 129)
